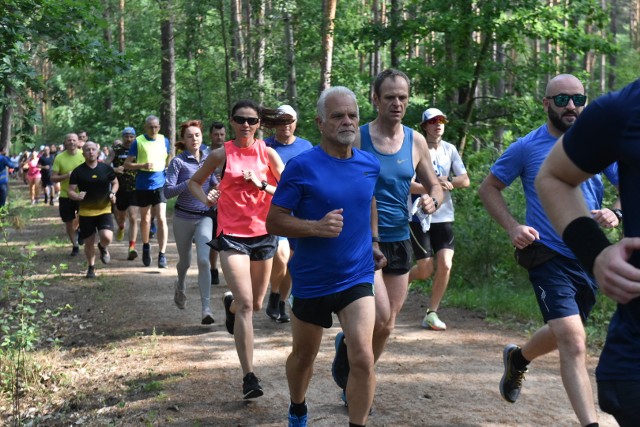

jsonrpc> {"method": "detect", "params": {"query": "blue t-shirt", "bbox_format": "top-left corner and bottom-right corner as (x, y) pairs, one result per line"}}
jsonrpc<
(360, 123), (414, 242)
(0, 155), (18, 185)
(490, 123), (616, 259)
(127, 134), (171, 190)
(271, 145), (380, 299)
(563, 78), (640, 381)
(265, 135), (313, 165)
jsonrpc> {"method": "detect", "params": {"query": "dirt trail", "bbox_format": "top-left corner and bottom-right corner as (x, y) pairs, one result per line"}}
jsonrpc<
(2, 193), (618, 426)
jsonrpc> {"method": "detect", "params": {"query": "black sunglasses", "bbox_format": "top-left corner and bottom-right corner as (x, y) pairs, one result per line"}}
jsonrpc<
(545, 93), (587, 107)
(232, 115), (260, 125)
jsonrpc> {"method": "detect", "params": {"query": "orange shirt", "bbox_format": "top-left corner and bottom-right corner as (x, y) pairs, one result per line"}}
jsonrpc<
(217, 139), (275, 237)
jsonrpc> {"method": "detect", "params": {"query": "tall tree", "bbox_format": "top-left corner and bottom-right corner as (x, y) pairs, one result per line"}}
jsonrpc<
(319, 0), (337, 93)
(283, 6), (297, 107)
(160, 0), (176, 149)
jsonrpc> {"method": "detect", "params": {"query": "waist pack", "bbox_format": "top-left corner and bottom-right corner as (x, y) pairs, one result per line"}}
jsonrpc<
(514, 241), (558, 270)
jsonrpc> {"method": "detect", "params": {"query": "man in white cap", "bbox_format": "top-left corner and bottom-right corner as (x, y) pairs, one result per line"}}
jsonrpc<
(264, 104), (313, 323)
(409, 108), (469, 330)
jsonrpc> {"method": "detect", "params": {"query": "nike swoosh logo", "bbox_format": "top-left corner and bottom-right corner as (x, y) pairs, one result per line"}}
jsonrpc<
(397, 159), (408, 164)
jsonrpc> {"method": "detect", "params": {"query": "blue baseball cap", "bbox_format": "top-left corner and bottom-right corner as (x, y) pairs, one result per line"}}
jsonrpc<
(122, 126), (136, 136)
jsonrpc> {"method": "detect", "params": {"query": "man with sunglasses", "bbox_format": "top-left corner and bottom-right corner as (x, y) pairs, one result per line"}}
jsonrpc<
(479, 74), (619, 427)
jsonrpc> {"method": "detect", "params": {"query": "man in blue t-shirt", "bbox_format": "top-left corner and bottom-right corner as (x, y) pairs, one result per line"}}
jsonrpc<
(124, 115), (171, 268)
(479, 74), (620, 427)
(266, 86), (385, 427)
(264, 104), (313, 323)
(0, 147), (19, 207)
(537, 78), (640, 427)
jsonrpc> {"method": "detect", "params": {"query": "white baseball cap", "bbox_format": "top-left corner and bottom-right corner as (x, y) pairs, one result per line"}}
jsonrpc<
(421, 108), (448, 123)
(276, 104), (297, 120)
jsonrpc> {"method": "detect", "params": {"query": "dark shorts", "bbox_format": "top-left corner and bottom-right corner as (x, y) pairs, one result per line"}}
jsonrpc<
(291, 283), (374, 328)
(528, 255), (598, 323)
(598, 380), (640, 427)
(212, 234), (278, 261)
(79, 213), (114, 239)
(380, 239), (413, 275)
(41, 174), (53, 186)
(58, 197), (79, 223)
(134, 188), (166, 207)
(115, 190), (137, 211)
(410, 221), (455, 260)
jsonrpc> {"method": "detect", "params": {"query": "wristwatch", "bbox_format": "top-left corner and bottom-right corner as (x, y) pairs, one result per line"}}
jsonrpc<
(260, 180), (268, 191)
(432, 197), (439, 210)
(612, 208), (623, 222)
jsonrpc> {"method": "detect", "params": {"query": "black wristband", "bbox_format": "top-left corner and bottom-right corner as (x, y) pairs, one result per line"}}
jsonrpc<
(372, 236), (380, 243)
(562, 217), (612, 275)
(612, 208), (623, 222)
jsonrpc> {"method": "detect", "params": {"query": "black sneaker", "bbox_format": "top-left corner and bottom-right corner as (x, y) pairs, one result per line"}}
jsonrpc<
(97, 243), (110, 264)
(266, 292), (280, 320)
(242, 372), (263, 399)
(142, 244), (151, 267)
(149, 219), (157, 239)
(86, 265), (96, 279)
(331, 332), (349, 390)
(223, 291), (235, 335)
(76, 229), (84, 246)
(127, 249), (138, 261)
(70, 246), (79, 256)
(158, 253), (168, 269)
(276, 300), (290, 323)
(500, 344), (527, 403)
(211, 268), (220, 285)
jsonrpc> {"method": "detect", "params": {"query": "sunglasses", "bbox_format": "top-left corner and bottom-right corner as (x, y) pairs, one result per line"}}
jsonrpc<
(545, 93), (587, 107)
(232, 115), (260, 125)
(426, 116), (447, 125)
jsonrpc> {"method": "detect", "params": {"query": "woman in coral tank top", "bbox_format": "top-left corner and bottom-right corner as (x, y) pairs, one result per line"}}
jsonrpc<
(189, 99), (288, 400)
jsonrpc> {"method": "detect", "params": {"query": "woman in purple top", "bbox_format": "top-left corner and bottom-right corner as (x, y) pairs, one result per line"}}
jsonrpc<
(164, 120), (219, 325)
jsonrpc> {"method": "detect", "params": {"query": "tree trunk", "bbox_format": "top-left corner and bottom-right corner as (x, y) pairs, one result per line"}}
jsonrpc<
(283, 10), (297, 107)
(0, 85), (14, 153)
(256, 0), (265, 103)
(243, 0), (252, 79)
(103, 0), (113, 113)
(389, 0), (400, 67)
(218, 0), (232, 113)
(608, 0), (617, 90)
(160, 0), (176, 152)
(230, 0), (244, 80)
(319, 0), (337, 94)
(119, 0), (126, 53)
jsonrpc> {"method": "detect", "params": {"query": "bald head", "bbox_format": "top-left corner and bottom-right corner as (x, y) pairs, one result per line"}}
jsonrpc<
(545, 74), (584, 97)
(543, 74), (586, 135)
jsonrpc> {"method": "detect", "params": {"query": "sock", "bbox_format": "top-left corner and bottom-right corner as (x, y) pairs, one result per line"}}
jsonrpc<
(511, 348), (530, 371)
(426, 309), (436, 314)
(129, 241), (135, 250)
(349, 423), (365, 427)
(143, 242), (150, 248)
(583, 424), (599, 427)
(159, 252), (165, 256)
(290, 400), (307, 416)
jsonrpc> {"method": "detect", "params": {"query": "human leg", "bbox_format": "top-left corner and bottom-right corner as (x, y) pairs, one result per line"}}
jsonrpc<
(139, 205), (151, 245)
(193, 217), (213, 320)
(154, 202), (168, 253)
(338, 295), (376, 425)
(267, 238), (290, 320)
(372, 272), (409, 362)
(408, 257), (433, 283)
(287, 316), (324, 404)
(172, 216), (197, 301)
(548, 315), (598, 426)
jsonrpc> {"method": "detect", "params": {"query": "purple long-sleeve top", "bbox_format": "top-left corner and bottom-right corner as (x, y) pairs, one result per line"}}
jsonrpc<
(163, 150), (218, 220)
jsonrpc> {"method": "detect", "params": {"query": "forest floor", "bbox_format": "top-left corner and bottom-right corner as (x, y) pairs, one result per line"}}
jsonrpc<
(0, 182), (618, 426)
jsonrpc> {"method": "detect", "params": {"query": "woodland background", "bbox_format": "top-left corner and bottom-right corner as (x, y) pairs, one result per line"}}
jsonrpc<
(1, 0), (635, 331)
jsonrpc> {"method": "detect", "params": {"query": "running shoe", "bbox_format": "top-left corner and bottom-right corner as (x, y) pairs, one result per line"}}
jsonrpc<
(288, 404), (308, 427)
(201, 308), (214, 325)
(211, 268), (220, 285)
(116, 227), (125, 241)
(127, 249), (138, 261)
(174, 288), (186, 309)
(158, 253), (168, 269)
(242, 372), (263, 399)
(223, 291), (235, 335)
(97, 243), (110, 264)
(422, 311), (446, 330)
(276, 300), (291, 323)
(142, 244), (151, 267)
(331, 332), (349, 390)
(86, 265), (96, 279)
(70, 246), (79, 257)
(266, 292), (280, 320)
(500, 344), (528, 403)
(149, 219), (157, 239)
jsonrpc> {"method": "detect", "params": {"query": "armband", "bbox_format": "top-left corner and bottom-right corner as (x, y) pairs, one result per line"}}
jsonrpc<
(562, 217), (612, 275)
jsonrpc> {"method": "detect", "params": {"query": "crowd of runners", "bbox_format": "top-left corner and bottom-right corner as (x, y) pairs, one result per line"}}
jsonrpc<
(1, 69), (639, 427)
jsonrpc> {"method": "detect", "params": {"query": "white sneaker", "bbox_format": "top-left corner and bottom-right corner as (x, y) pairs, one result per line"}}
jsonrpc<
(201, 308), (214, 325)
(422, 311), (446, 330)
